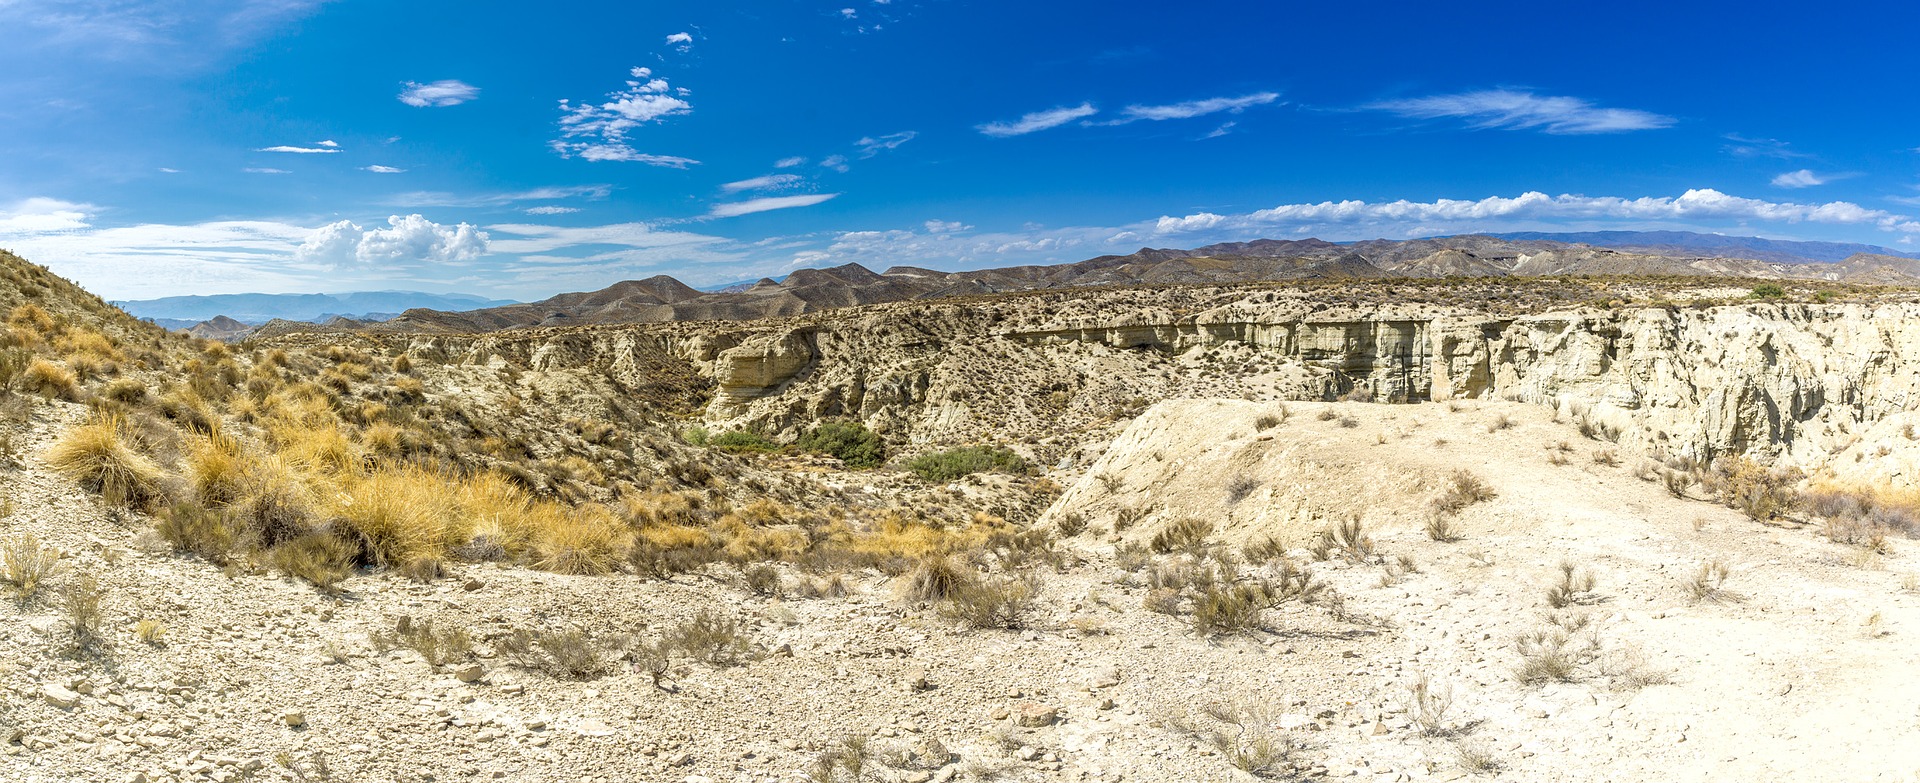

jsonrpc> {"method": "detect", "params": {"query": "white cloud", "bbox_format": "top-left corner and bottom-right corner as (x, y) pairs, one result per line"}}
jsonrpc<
(295, 215), (489, 268)
(552, 66), (696, 165)
(708, 194), (839, 219)
(840, 8), (857, 17)
(856, 131), (917, 157)
(1366, 90), (1673, 134)
(1202, 121), (1237, 139)
(0, 198), (94, 233)
(977, 103), (1098, 137)
(523, 206), (581, 215)
(1723, 134), (1811, 160)
(665, 31), (693, 52)
(243, 167), (290, 174)
(1150, 189), (1920, 236)
(399, 80), (479, 107)
(482, 222), (722, 254)
(775, 156), (807, 168)
(363, 165), (405, 174)
(820, 155), (849, 173)
(316, 139), (339, 148)
(257, 145), (339, 154)
(924, 220), (972, 234)
(157, 167), (181, 174)
(385, 185), (615, 208)
(1118, 92), (1279, 122)
(721, 174), (804, 193)
(1771, 169), (1829, 188)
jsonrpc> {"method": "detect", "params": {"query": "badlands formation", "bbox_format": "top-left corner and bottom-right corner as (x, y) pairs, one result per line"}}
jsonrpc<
(2, 251), (1920, 783)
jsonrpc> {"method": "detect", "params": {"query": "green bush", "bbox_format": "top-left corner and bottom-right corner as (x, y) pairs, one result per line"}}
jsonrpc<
(1748, 283), (1786, 300)
(707, 430), (781, 454)
(796, 420), (885, 469)
(905, 445), (1026, 482)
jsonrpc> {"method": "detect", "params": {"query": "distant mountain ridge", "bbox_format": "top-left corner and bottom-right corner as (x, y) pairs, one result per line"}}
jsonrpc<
(116, 291), (517, 325)
(377, 230), (1920, 334)
(1479, 230), (1920, 265)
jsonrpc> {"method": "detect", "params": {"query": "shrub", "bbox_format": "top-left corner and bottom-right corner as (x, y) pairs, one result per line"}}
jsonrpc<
(498, 627), (620, 680)
(1401, 674), (1454, 736)
(270, 533), (357, 591)
(906, 555), (971, 602)
(904, 445), (1026, 482)
(939, 575), (1034, 630)
(1150, 518), (1214, 555)
(667, 610), (755, 665)
(62, 573), (109, 653)
(155, 503), (238, 563)
(187, 436), (247, 508)
(796, 420), (885, 469)
(1, 533), (62, 599)
(708, 430), (781, 454)
(46, 415), (170, 508)
(1748, 283), (1786, 300)
(1544, 561), (1600, 609)
(371, 616), (472, 666)
(100, 378), (148, 404)
(20, 358), (80, 400)
(743, 564), (783, 597)
(1225, 474), (1260, 505)
(1310, 517), (1375, 564)
(329, 468), (467, 569)
(1687, 560), (1734, 604)
(1432, 469), (1496, 516)
(1712, 457), (1798, 521)
(1424, 513), (1460, 542)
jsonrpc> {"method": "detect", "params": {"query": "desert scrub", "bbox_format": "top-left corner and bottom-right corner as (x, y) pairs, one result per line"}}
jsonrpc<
(20, 358), (80, 400)
(1306, 516), (1376, 564)
(61, 573), (109, 653)
(270, 533), (357, 591)
(905, 445), (1026, 482)
(795, 419), (885, 469)
(707, 429), (781, 454)
(1150, 518), (1214, 555)
(47, 414), (171, 508)
(939, 574), (1036, 630)
(667, 609), (756, 665)
(1705, 456), (1799, 521)
(1, 533), (62, 599)
(1431, 469), (1496, 515)
(372, 616), (472, 666)
(498, 627), (623, 680)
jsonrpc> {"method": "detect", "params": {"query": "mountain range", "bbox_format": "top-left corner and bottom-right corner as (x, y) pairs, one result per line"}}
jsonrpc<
(116, 290), (517, 327)
(371, 230), (1920, 334)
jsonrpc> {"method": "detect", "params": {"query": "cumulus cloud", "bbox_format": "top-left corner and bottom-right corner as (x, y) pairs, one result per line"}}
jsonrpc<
(316, 140), (339, 148)
(856, 131), (917, 157)
(363, 165), (405, 174)
(257, 145), (338, 154)
(294, 214), (489, 268)
(552, 66), (696, 166)
(665, 31), (693, 52)
(977, 103), (1098, 137)
(708, 194), (839, 219)
(1117, 92), (1279, 123)
(0, 198), (94, 233)
(1149, 189), (1920, 236)
(721, 174), (804, 193)
(1366, 90), (1673, 134)
(399, 79), (480, 107)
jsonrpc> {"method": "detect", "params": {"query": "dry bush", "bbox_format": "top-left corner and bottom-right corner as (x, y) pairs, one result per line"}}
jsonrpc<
(1431, 469), (1496, 515)
(1513, 621), (1599, 684)
(155, 503), (238, 563)
(906, 555), (972, 602)
(47, 415), (170, 508)
(939, 574), (1035, 630)
(61, 573), (109, 653)
(1254, 410), (1285, 430)
(1709, 457), (1800, 521)
(1309, 516), (1375, 564)
(372, 616), (472, 666)
(1190, 562), (1325, 636)
(526, 503), (630, 575)
(134, 619), (168, 645)
(1315, 408), (1338, 422)
(1686, 560), (1734, 604)
(498, 627), (622, 680)
(1401, 674), (1455, 736)
(187, 435), (246, 508)
(1424, 513), (1460, 542)
(1225, 474), (1261, 505)
(1591, 449), (1619, 466)
(667, 609), (755, 665)
(1151, 518), (1214, 555)
(1485, 413), (1512, 433)
(743, 563), (783, 597)
(20, 358), (80, 400)
(1241, 535), (1288, 564)
(1170, 699), (1296, 777)
(270, 533), (357, 591)
(1, 533), (62, 599)
(1660, 469), (1693, 498)
(100, 378), (148, 404)
(1544, 561), (1600, 608)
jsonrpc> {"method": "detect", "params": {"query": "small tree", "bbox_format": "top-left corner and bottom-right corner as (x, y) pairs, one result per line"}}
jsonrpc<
(796, 420), (885, 469)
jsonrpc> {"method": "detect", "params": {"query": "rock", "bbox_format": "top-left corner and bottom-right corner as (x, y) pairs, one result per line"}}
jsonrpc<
(664, 751), (693, 767)
(454, 664), (485, 683)
(1016, 746), (1042, 762)
(42, 683), (81, 709)
(989, 707), (1010, 721)
(280, 711), (305, 728)
(463, 578), (485, 591)
(904, 668), (932, 692)
(1013, 702), (1058, 728)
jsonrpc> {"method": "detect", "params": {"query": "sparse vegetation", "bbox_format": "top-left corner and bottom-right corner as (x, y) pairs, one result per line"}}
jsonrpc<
(1, 533), (62, 599)
(371, 616), (472, 666)
(46, 415), (170, 508)
(795, 420), (885, 469)
(1686, 560), (1734, 604)
(61, 573), (109, 653)
(905, 445), (1026, 482)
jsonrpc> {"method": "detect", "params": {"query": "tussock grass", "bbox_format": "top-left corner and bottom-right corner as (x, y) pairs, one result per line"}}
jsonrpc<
(21, 358), (80, 400)
(46, 415), (170, 508)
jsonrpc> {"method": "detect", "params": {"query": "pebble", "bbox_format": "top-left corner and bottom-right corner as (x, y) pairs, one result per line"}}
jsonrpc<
(43, 683), (81, 709)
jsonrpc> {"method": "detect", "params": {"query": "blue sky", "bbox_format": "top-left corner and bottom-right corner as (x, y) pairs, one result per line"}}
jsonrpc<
(1, 0), (1917, 300)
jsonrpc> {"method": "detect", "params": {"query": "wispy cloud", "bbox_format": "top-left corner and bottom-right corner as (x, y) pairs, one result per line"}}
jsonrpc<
(1724, 134), (1812, 160)
(243, 167), (290, 174)
(1151, 189), (1919, 235)
(977, 103), (1098, 137)
(398, 79), (480, 107)
(856, 131), (917, 157)
(708, 194), (839, 219)
(0, 197), (94, 233)
(385, 185), (614, 209)
(1202, 121), (1237, 139)
(524, 206), (581, 215)
(721, 174), (804, 193)
(1118, 92), (1279, 122)
(551, 66), (696, 166)
(363, 165), (405, 174)
(774, 156), (807, 168)
(1366, 90), (1674, 134)
(820, 155), (849, 173)
(1771, 169), (1830, 188)
(257, 145), (339, 154)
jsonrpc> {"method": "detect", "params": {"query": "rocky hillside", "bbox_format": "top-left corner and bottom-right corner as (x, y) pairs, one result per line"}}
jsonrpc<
(381, 234), (1920, 333)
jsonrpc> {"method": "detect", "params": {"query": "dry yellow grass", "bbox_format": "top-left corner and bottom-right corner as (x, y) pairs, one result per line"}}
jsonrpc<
(526, 503), (632, 575)
(46, 415), (170, 508)
(187, 435), (247, 507)
(327, 467), (468, 568)
(20, 358), (80, 400)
